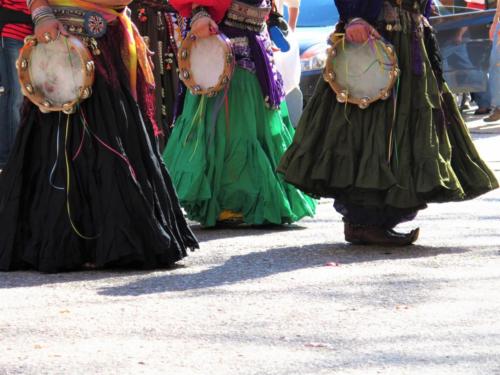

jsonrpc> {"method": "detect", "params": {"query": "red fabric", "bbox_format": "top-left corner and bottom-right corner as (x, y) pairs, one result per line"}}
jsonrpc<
(169, 0), (232, 23)
(0, 0), (33, 41)
(467, 4), (486, 9)
(465, 0), (486, 9)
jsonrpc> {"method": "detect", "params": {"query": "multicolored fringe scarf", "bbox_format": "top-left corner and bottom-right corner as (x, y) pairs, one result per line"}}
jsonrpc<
(48, 0), (155, 99)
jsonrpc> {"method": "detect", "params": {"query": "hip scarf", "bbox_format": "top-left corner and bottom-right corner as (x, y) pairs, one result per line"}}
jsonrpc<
(48, 0), (154, 99)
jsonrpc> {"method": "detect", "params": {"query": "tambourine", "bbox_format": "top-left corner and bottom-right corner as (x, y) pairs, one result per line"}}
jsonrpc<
(177, 32), (235, 96)
(323, 33), (399, 109)
(17, 35), (95, 114)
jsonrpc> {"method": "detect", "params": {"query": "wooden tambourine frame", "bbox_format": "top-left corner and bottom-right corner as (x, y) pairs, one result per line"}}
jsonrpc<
(17, 35), (95, 114)
(323, 33), (400, 109)
(177, 32), (235, 97)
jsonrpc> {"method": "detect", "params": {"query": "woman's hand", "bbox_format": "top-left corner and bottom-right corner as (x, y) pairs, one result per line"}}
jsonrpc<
(34, 18), (68, 43)
(191, 16), (218, 38)
(345, 20), (380, 44)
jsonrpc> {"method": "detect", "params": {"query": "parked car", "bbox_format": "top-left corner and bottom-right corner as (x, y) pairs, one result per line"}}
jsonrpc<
(292, 0), (497, 103)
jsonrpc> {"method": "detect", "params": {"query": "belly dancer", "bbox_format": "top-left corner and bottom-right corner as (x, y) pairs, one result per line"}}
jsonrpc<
(278, 0), (498, 246)
(163, 0), (316, 227)
(0, 0), (198, 272)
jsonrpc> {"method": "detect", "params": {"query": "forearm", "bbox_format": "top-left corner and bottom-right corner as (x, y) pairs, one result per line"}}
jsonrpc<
(27, 0), (58, 30)
(27, 0), (50, 11)
(288, 7), (299, 30)
(27, 0), (68, 43)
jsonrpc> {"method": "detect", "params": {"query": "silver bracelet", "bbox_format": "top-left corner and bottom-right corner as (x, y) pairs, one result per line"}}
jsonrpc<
(34, 14), (57, 27)
(32, 6), (56, 26)
(31, 6), (52, 18)
(190, 10), (211, 28)
(347, 17), (366, 26)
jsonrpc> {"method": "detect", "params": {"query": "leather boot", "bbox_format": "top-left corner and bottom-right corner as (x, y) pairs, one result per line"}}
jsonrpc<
(344, 223), (419, 247)
(484, 108), (500, 123)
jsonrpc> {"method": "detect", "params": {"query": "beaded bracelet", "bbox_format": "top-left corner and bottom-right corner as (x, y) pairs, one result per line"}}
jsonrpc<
(31, 6), (53, 18)
(346, 17), (374, 32)
(347, 17), (372, 29)
(31, 6), (56, 26)
(190, 9), (211, 28)
(191, 6), (208, 18)
(347, 17), (364, 25)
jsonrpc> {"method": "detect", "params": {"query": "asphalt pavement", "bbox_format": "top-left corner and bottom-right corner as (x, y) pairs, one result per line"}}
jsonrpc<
(1, 116), (499, 375)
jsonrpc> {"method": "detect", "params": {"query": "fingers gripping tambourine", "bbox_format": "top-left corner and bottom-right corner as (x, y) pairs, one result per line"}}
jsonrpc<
(178, 32), (235, 96)
(323, 33), (399, 109)
(17, 35), (95, 114)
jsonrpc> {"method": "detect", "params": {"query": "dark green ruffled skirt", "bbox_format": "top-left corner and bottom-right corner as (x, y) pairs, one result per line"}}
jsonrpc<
(278, 18), (498, 212)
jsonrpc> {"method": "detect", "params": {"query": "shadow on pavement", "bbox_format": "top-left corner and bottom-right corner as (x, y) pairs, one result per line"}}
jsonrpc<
(96, 243), (471, 297)
(190, 223), (308, 241)
(0, 227), (312, 289)
(0, 268), (179, 289)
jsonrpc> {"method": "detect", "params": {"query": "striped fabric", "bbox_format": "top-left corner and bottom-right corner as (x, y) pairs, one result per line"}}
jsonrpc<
(0, 0), (32, 41)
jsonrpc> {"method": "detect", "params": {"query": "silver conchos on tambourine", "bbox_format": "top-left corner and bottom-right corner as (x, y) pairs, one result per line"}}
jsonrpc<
(323, 33), (399, 109)
(178, 32), (235, 96)
(17, 35), (95, 114)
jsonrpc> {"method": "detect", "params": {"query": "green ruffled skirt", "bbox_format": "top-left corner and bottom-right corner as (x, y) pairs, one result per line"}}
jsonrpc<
(278, 19), (498, 212)
(163, 67), (316, 227)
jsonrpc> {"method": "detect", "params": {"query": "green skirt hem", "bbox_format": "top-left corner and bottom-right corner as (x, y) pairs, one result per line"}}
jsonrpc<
(164, 68), (316, 227)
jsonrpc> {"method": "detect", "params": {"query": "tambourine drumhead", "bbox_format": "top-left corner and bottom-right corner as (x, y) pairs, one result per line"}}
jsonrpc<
(190, 36), (226, 89)
(17, 35), (95, 113)
(178, 33), (234, 96)
(323, 34), (399, 109)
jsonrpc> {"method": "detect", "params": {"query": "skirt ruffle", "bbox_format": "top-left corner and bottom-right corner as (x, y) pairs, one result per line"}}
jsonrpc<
(277, 23), (498, 211)
(0, 26), (198, 272)
(163, 68), (316, 227)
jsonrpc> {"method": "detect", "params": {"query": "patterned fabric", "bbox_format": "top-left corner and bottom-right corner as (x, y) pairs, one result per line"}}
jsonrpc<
(0, 0), (33, 41)
(224, 0), (270, 32)
(230, 36), (256, 72)
(48, 0), (154, 100)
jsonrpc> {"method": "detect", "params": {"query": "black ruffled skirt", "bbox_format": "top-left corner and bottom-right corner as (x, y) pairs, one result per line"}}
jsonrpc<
(0, 24), (198, 272)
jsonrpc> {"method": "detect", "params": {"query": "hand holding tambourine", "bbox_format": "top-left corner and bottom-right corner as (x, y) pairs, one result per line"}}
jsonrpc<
(190, 14), (219, 39)
(17, 34), (95, 114)
(323, 21), (399, 109)
(34, 17), (69, 44)
(178, 10), (234, 97)
(345, 18), (381, 44)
